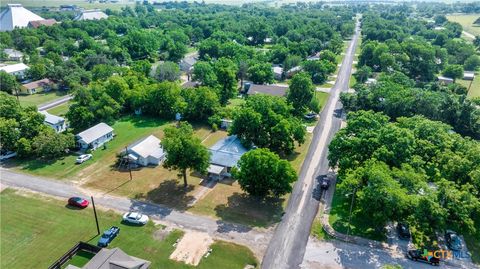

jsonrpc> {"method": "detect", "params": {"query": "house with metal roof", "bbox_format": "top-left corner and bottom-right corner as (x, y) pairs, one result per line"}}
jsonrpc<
(246, 84), (288, 97)
(180, 55), (197, 72)
(40, 111), (67, 133)
(124, 135), (165, 167)
(0, 63), (29, 79)
(208, 135), (248, 179)
(28, 18), (57, 28)
(438, 76), (454, 85)
(21, 78), (53, 94)
(74, 10), (108, 21)
(76, 122), (114, 150)
(464, 71), (475, 81)
(0, 4), (44, 31)
(273, 66), (283, 80)
(65, 247), (150, 269)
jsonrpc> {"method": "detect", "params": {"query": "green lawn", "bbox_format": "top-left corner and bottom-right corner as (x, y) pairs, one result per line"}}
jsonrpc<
(447, 14), (480, 36)
(9, 116), (169, 180)
(18, 91), (68, 107)
(0, 189), (258, 269)
(328, 191), (386, 242)
(47, 101), (71, 117)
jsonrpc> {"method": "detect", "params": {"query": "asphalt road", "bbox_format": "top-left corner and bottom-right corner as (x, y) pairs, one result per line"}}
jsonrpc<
(0, 168), (271, 257)
(261, 18), (362, 269)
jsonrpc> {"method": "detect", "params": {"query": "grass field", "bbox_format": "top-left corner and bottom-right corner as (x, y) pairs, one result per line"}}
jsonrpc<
(0, 189), (257, 269)
(447, 14), (480, 36)
(18, 91), (68, 107)
(328, 191), (386, 242)
(47, 101), (71, 116)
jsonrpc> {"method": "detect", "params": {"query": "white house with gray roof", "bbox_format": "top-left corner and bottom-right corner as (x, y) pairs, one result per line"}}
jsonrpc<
(74, 10), (108, 21)
(0, 63), (29, 79)
(76, 122), (114, 150)
(208, 135), (248, 179)
(125, 135), (165, 166)
(40, 111), (67, 133)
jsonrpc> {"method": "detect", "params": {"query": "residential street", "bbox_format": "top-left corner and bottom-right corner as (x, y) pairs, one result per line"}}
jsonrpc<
(261, 17), (362, 269)
(0, 168), (271, 259)
(37, 94), (73, 111)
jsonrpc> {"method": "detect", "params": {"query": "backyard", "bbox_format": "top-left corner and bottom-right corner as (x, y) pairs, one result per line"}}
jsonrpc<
(0, 189), (258, 269)
(456, 73), (480, 98)
(18, 90), (68, 107)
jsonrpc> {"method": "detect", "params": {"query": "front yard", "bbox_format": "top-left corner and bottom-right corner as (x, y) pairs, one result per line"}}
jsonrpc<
(18, 90), (68, 107)
(0, 189), (258, 269)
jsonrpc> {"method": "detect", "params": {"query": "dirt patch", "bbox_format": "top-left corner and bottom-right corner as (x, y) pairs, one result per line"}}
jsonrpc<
(153, 226), (172, 241)
(169, 232), (213, 266)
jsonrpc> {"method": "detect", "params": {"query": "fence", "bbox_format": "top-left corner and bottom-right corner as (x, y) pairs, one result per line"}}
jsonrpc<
(48, 241), (101, 269)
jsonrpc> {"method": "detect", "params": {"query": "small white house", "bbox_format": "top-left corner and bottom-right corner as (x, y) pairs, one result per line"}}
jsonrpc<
(3, 48), (23, 61)
(0, 63), (29, 79)
(125, 135), (165, 166)
(40, 111), (67, 133)
(74, 10), (108, 21)
(76, 122), (114, 150)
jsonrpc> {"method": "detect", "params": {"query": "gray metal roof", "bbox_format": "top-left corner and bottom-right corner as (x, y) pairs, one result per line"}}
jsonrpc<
(247, 84), (288, 97)
(209, 135), (248, 168)
(127, 135), (165, 159)
(76, 123), (113, 144)
(74, 10), (108, 21)
(40, 111), (64, 125)
(83, 248), (150, 269)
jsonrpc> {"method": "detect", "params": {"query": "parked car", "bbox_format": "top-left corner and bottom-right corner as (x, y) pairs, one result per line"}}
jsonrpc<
(76, 154), (92, 164)
(122, 212), (149, 225)
(68, 197), (89, 208)
(397, 222), (411, 239)
(97, 226), (120, 247)
(304, 112), (318, 120)
(445, 230), (463, 251)
(320, 177), (331, 190)
(407, 249), (440, 266)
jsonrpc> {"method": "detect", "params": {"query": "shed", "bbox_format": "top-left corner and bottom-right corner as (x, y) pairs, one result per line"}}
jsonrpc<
(125, 135), (165, 166)
(438, 76), (454, 85)
(76, 122), (114, 150)
(272, 66), (283, 80)
(463, 71), (475, 81)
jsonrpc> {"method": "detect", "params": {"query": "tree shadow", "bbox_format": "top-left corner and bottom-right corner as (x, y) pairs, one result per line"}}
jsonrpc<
(133, 179), (195, 212)
(126, 115), (168, 128)
(214, 192), (284, 228)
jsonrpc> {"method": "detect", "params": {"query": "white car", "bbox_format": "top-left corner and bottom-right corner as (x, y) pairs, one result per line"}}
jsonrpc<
(76, 154), (92, 164)
(122, 212), (149, 225)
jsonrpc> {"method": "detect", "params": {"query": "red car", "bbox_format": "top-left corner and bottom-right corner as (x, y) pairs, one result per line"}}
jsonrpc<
(68, 197), (89, 208)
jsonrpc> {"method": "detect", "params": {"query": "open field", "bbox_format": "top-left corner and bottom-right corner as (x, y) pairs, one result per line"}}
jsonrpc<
(0, 189), (257, 269)
(47, 101), (71, 116)
(447, 13), (480, 37)
(18, 90), (68, 107)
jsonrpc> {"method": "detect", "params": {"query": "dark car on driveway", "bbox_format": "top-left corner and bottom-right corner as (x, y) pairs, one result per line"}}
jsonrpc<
(320, 177), (331, 190)
(445, 230), (463, 251)
(407, 249), (440, 266)
(68, 197), (89, 208)
(397, 222), (411, 239)
(97, 226), (120, 247)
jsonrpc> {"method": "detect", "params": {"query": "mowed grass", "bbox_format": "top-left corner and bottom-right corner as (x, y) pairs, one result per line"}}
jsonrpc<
(447, 14), (480, 36)
(18, 90), (68, 107)
(0, 189), (257, 269)
(2, 0), (134, 10)
(328, 191), (386, 242)
(47, 101), (71, 116)
(9, 116), (169, 180)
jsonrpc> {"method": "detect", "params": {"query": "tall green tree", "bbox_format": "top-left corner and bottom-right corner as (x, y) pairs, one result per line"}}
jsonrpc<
(233, 148), (297, 198)
(287, 72), (315, 115)
(161, 122), (210, 187)
(214, 58), (238, 105)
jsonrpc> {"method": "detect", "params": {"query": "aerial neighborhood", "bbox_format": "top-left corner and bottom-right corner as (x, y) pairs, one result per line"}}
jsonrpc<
(0, 1), (479, 269)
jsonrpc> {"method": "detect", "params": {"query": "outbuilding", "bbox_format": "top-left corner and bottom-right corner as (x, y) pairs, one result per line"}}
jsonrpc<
(463, 71), (475, 81)
(438, 76), (454, 85)
(76, 122), (114, 150)
(3, 48), (23, 61)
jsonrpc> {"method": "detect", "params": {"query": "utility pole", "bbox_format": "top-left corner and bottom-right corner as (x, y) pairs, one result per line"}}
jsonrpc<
(125, 146), (132, 181)
(91, 196), (100, 236)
